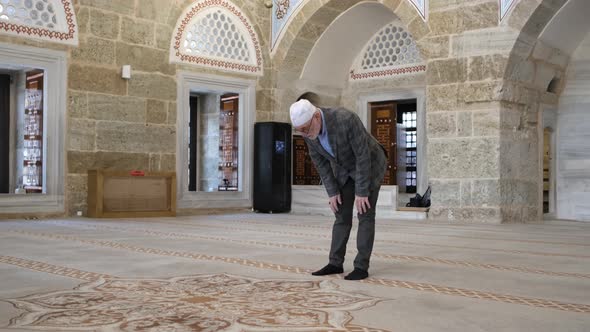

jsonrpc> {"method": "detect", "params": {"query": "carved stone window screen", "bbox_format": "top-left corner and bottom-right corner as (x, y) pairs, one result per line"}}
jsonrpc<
(0, 0), (77, 45)
(171, 0), (263, 76)
(363, 23), (421, 70)
(183, 8), (251, 63)
(350, 22), (425, 80)
(0, 0), (58, 28)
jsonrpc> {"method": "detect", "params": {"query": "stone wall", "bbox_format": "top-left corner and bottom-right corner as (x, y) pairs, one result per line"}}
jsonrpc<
(422, 1), (519, 223)
(497, 0), (569, 222)
(273, 0), (507, 222)
(0, 0), (272, 216)
(496, 39), (567, 223)
(65, 1), (180, 215)
(340, 74), (426, 110)
(270, 0), (572, 223)
(0, 0), (575, 221)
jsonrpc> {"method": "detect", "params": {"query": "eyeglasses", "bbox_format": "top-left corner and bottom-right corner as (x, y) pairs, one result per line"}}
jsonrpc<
(295, 112), (316, 137)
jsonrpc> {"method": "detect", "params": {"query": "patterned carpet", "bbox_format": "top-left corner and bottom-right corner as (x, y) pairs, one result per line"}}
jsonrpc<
(8, 274), (382, 331)
(0, 214), (589, 331)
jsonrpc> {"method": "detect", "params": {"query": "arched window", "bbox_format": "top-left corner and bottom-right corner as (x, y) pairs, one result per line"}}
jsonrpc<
(350, 22), (425, 81)
(170, 0), (263, 76)
(0, 0), (77, 45)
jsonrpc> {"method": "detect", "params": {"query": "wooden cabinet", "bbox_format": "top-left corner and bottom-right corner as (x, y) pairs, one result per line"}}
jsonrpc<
(87, 170), (176, 218)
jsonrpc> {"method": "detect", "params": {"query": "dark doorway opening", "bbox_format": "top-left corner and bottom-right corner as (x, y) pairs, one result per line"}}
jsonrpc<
(0, 74), (10, 193)
(188, 95), (198, 192)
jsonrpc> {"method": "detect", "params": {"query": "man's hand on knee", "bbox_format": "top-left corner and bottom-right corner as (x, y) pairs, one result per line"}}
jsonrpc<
(328, 194), (342, 213)
(355, 196), (370, 214)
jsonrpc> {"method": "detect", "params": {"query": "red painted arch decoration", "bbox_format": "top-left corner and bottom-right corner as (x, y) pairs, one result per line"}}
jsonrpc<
(350, 65), (426, 80)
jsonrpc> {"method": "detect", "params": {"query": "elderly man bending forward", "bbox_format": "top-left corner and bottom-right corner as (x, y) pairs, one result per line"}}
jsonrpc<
(290, 99), (387, 280)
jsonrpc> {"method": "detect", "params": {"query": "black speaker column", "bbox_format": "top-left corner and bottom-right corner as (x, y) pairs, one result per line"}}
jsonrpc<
(253, 122), (292, 213)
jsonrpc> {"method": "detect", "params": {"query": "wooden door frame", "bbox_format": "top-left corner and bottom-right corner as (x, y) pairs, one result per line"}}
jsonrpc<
(357, 89), (427, 194)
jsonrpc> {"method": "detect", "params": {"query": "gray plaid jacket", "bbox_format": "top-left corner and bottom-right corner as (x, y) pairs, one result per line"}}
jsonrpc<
(304, 107), (387, 197)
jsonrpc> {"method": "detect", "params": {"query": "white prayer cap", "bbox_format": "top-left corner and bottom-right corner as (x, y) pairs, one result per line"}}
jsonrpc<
(290, 99), (317, 127)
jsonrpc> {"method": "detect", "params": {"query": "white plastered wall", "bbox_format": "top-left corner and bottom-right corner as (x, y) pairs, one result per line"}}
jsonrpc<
(555, 31), (590, 221)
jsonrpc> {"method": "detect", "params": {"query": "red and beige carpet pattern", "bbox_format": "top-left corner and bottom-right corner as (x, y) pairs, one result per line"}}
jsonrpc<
(7, 273), (383, 331)
(0, 214), (589, 331)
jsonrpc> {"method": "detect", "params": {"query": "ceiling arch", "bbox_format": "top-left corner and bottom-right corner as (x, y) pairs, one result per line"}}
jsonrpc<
(300, 2), (398, 87)
(539, 0), (590, 55)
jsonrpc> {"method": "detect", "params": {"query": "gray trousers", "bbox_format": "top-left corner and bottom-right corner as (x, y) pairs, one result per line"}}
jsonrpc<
(328, 178), (381, 271)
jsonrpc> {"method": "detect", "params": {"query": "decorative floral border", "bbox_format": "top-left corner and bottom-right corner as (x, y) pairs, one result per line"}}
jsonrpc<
(0, 0), (77, 45)
(173, 0), (263, 75)
(271, 0), (304, 52)
(350, 64), (426, 81)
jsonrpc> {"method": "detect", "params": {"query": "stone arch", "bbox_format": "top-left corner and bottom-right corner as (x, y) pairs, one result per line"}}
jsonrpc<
(0, 0), (78, 45)
(268, 0), (432, 117)
(503, 0), (590, 222)
(273, 0), (431, 76)
(297, 91), (321, 105)
(497, 0), (590, 222)
(500, 0), (590, 141)
(170, 0), (265, 76)
(271, 0), (432, 208)
(502, 0), (569, 84)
